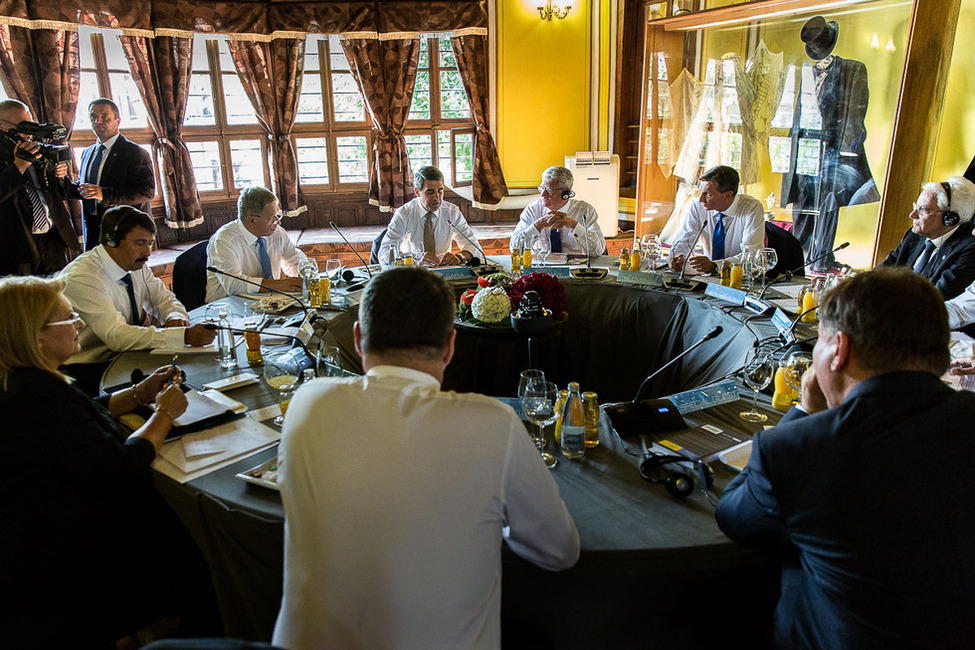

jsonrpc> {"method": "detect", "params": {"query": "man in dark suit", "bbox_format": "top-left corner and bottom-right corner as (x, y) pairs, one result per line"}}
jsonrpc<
(70, 98), (155, 251)
(0, 99), (80, 275)
(879, 176), (975, 299)
(716, 267), (975, 649)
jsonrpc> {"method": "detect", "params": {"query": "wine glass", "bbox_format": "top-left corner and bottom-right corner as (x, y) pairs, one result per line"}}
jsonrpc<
(755, 248), (778, 291)
(520, 380), (561, 469)
(781, 349), (813, 393)
(532, 236), (551, 266)
(642, 234), (661, 271)
(517, 369), (546, 399)
(264, 351), (302, 426)
(740, 351), (774, 422)
(317, 344), (344, 377)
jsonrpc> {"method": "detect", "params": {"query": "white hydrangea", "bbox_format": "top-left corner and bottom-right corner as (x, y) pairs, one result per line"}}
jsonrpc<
(471, 286), (511, 324)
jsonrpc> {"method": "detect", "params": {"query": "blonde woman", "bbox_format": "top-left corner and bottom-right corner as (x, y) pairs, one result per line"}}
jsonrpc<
(0, 276), (218, 646)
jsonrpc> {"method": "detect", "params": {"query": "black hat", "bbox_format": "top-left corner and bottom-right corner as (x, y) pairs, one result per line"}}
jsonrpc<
(801, 16), (838, 60)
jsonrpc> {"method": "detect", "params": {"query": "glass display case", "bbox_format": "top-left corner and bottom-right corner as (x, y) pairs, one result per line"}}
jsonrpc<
(636, 0), (915, 271)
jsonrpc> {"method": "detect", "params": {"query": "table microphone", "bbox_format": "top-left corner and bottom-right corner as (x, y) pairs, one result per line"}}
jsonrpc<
(570, 211), (608, 279)
(665, 218), (709, 291)
(758, 242), (850, 300)
(446, 219), (497, 270)
(328, 221), (374, 280)
(604, 325), (723, 437)
(206, 266), (313, 318)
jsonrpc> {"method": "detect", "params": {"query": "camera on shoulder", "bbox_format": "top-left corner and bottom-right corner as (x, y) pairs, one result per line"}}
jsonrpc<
(1, 120), (71, 166)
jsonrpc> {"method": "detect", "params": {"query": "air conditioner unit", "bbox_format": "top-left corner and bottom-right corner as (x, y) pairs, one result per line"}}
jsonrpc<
(565, 152), (619, 237)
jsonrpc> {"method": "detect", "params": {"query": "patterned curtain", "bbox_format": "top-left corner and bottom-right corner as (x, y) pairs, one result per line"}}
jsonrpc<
(226, 38), (305, 216)
(451, 34), (506, 208)
(120, 35), (203, 228)
(341, 37), (419, 211)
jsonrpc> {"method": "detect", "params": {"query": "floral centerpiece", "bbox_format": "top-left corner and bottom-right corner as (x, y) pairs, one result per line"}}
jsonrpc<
(458, 271), (567, 327)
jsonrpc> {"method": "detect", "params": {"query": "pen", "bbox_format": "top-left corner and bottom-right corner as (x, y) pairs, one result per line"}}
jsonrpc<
(169, 354), (178, 386)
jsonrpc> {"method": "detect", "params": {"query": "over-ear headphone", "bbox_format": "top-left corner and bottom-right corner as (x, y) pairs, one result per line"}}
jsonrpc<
(639, 453), (714, 499)
(941, 181), (960, 227)
(103, 213), (124, 248)
(561, 189), (576, 201)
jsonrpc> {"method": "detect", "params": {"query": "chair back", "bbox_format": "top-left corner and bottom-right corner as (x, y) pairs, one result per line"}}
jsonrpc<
(764, 221), (805, 279)
(172, 240), (210, 311)
(369, 228), (387, 265)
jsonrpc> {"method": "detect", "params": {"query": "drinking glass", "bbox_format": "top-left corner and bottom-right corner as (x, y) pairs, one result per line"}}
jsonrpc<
(411, 241), (426, 265)
(317, 344), (344, 377)
(740, 250), (755, 292)
(520, 380), (561, 469)
(264, 351), (302, 426)
(755, 248), (777, 291)
(517, 369), (546, 399)
(532, 237), (551, 266)
(325, 258), (343, 284)
(740, 352), (774, 422)
(781, 349), (813, 392)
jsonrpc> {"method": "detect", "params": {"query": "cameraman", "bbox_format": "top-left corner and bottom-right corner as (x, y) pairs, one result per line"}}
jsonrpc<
(0, 99), (79, 276)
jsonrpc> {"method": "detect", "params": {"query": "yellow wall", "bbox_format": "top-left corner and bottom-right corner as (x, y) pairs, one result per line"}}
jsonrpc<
(932, 0), (975, 180)
(497, 0), (592, 187)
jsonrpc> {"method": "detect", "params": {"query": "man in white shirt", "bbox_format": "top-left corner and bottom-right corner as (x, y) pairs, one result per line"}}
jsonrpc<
(377, 165), (481, 267)
(205, 186), (308, 302)
(669, 165), (765, 275)
(60, 206), (216, 393)
(273, 266), (580, 650)
(510, 165), (606, 257)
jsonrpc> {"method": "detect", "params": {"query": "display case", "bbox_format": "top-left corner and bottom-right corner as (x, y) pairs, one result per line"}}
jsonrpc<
(635, 0), (924, 271)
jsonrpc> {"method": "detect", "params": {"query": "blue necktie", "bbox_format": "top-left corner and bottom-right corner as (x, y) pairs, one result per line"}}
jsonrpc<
(257, 237), (273, 279)
(549, 227), (563, 254)
(712, 212), (726, 260)
(120, 274), (142, 325)
(83, 144), (104, 215)
(913, 240), (936, 274)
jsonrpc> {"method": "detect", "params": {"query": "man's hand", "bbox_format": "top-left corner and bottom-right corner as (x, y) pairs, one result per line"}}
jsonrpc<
(536, 211), (567, 231)
(77, 183), (103, 202)
(439, 251), (461, 266)
(669, 254), (685, 272)
(799, 367), (829, 414)
(686, 255), (717, 275)
(54, 162), (68, 179)
(418, 251), (440, 267)
(163, 317), (189, 328)
(950, 357), (975, 376)
(262, 277), (303, 294)
(184, 323), (217, 347)
(12, 140), (38, 173)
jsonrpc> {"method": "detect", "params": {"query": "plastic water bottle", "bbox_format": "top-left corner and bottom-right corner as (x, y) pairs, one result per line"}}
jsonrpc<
(217, 310), (237, 370)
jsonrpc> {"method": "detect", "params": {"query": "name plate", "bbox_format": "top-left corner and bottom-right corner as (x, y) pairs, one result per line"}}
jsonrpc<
(616, 270), (665, 287)
(665, 379), (740, 415)
(428, 267), (474, 281)
(704, 282), (746, 305)
(524, 266), (572, 279)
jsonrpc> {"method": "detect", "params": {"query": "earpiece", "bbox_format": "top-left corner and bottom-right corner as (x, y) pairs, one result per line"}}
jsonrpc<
(639, 453), (714, 499)
(941, 181), (960, 227)
(561, 189), (576, 201)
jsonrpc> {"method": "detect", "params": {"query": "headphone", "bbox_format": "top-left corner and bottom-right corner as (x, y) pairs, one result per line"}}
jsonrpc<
(639, 453), (714, 499)
(562, 189), (576, 201)
(103, 212), (125, 248)
(941, 181), (960, 227)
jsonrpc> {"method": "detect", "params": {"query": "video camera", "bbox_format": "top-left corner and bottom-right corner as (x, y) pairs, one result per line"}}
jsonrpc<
(1, 120), (71, 166)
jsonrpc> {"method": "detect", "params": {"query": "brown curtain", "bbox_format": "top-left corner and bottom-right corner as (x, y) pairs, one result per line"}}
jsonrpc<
(120, 34), (203, 228)
(341, 37), (419, 210)
(226, 38), (305, 215)
(451, 34), (506, 207)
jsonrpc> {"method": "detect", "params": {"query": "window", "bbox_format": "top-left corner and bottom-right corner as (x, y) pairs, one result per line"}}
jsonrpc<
(405, 37), (473, 187)
(292, 35), (370, 190)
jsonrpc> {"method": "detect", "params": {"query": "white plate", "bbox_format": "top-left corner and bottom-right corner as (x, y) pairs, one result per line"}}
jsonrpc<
(247, 298), (297, 314)
(235, 456), (280, 490)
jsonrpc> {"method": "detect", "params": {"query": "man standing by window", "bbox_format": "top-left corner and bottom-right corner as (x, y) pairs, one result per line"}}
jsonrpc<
(70, 98), (155, 251)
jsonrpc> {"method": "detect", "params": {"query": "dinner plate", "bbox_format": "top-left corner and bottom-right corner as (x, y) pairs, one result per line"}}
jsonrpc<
(235, 456), (280, 490)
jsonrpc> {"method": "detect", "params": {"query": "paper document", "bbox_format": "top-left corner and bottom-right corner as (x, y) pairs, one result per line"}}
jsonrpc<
(150, 340), (220, 355)
(154, 417), (280, 483)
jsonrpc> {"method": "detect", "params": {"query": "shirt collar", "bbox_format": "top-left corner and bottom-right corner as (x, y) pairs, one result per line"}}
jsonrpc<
(94, 244), (130, 279)
(97, 133), (121, 150)
(714, 194), (746, 218)
(366, 364), (441, 388)
(929, 225), (959, 248)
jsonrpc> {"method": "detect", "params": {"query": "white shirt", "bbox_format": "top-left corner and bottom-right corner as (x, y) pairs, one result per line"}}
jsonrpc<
(510, 198), (606, 257)
(946, 282), (975, 329)
(205, 220), (308, 302)
(60, 246), (190, 364)
(669, 193), (765, 266)
(86, 133), (119, 185)
(272, 365), (580, 650)
(377, 198), (480, 268)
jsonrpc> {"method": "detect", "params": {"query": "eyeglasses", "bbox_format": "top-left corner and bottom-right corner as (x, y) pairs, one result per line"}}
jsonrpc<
(44, 311), (84, 328)
(538, 186), (567, 196)
(912, 203), (944, 218)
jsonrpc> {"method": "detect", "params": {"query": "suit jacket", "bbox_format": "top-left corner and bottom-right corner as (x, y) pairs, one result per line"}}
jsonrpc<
(879, 220), (975, 299)
(0, 152), (79, 275)
(716, 371), (975, 649)
(71, 134), (155, 248)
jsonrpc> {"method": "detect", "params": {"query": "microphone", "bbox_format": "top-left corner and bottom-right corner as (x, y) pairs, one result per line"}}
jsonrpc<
(604, 325), (724, 438)
(328, 222), (374, 279)
(205, 265), (312, 316)
(202, 323), (324, 377)
(446, 219), (495, 270)
(570, 210), (608, 279)
(340, 269), (369, 293)
(758, 241), (850, 300)
(665, 218), (709, 291)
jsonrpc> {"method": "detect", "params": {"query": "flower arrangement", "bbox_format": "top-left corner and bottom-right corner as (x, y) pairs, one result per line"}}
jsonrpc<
(457, 271), (567, 326)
